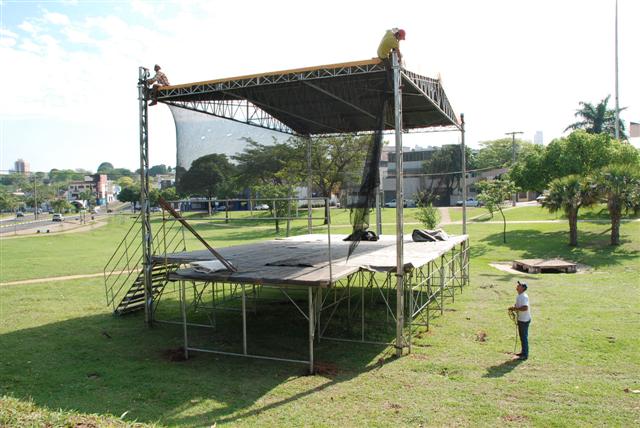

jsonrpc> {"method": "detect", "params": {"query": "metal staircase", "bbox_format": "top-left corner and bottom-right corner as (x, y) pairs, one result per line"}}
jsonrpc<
(104, 213), (186, 315)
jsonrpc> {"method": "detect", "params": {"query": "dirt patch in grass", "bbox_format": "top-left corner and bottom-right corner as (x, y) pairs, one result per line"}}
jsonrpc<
(163, 347), (188, 362)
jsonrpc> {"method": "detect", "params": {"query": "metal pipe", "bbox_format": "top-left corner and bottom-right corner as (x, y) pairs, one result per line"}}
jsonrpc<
(460, 113), (467, 235)
(242, 284), (247, 355)
(181, 281), (189, 360)
(392, 50), (405, 358)
(308, 287), (314, 374)
(306, 135), (313, 233)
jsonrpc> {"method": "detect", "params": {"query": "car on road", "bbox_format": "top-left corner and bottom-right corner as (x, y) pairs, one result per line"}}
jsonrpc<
(255, 204), (270, 210)
(52, 213), (64, 222)
(455, 198), (482, 207)
(16, 212), (24, 217)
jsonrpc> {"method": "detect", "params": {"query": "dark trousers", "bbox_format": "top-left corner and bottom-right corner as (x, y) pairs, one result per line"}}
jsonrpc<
(518, 320), (530, 357)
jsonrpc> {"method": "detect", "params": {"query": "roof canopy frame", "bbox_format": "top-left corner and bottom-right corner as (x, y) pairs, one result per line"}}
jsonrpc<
(158, 59), (461, 137)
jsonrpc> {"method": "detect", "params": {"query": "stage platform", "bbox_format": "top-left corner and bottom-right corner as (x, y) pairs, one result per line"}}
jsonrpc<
(157, 233), (469, 287)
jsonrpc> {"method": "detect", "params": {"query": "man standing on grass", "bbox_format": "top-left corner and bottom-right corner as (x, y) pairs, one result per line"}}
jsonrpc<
(509, 281), (531, 360)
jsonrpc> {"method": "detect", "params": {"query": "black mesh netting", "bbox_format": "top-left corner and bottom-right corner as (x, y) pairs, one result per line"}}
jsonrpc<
(168, 68), (392, 260)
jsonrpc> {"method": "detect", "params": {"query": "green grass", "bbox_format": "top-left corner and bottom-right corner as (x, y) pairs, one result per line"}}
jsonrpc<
(1, 208), (639, 426)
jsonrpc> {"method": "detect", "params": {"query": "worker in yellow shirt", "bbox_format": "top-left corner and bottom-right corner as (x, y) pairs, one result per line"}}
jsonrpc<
(377, 28), (406, 64)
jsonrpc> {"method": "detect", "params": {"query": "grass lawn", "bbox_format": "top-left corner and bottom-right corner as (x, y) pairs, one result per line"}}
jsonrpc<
(1, 208), (639, 426)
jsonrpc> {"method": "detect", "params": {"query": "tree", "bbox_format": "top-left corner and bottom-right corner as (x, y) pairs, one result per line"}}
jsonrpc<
(476, 179), (519, 243)
(117, 176), (135, 188)
(596, 164), (640, 245)
(287, 135), (372, 223)
(511, 131), (640, 192)
(565, 95), (627, 139)
(414, 190), (440, 229)
(117, 186), (140, 211)
(179, 154), (237, 214)
(78, 189), (95, 208)
(423, 145), (476, 198)
(51, 199), (72, 213)
(254, 183), (296, 233)
(0, 191), (18, 212)
(160, 187), (178, 202)
(476, 138), (537, 170)
(233, 138), (293, 188)
(541, 175), (597, 246)
(149, 164), (169, 176)
(97, 162), (114, 174)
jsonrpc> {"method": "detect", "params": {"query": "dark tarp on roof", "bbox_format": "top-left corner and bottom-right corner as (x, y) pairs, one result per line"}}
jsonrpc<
(158, 59), (459, 135)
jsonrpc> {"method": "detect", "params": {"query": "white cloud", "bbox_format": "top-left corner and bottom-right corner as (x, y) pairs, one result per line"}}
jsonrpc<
(0, 28), (19, 38)
(0, 38), (16, 48)
(18, 21), (39, 34)
(44, 12), (70, 26)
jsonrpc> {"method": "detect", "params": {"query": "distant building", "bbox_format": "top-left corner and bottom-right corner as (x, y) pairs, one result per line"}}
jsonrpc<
(14, 159), (30, 174)
(534, 131), (543, 145)
(68, 174), (115, 206)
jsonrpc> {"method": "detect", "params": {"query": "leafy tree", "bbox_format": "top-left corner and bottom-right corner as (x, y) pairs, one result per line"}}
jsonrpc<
(160, 187), (178, 202)
(476, 138), (537, 170)
(111, 168), (134, 179)
(233, 138), (294, 188)
(511, 131), (639, 192)
(286, 135), (372, 223)
(179, 154), (237, 214)
(97, 162), (114, 174)
(476, 179), (519, 243)
(423, 145), (476, 198)
(565, 95), (627, 139)
(542, 175), (597, 246)
(254, 183), (296, 233)
(78, 189), (95, 208)
(51, 199), (72, 213)
(117, 176), (135, 188)
(149, 164), (169, 176)
(0, 191), (18, 212)
(413, 189), (440, 229)
(117, 186), (140, 211)
(596, 164), (640, 245)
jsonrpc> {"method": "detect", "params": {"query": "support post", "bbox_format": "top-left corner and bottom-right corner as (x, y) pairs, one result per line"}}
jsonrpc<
(181, 281), (189, 360)
(138, 66), (154, 326)
(392, 51), (405, 358)
(460, 113), (467, 235)
(308, 287), (315, 374)
(306, 135), (313, 234)
(242, 284), (247, 355)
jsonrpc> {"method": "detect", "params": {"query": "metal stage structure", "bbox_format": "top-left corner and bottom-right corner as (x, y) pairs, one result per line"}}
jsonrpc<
(121, 55), (469, 372)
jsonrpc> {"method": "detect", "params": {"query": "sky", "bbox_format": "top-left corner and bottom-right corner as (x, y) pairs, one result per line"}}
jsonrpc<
(1, 0), (639, 173)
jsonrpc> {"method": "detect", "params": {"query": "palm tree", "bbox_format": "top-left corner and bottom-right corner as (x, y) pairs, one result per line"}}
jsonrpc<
(565, 95), (627, 139)
(597, 164), (640, 245)
(542, 175), (597, 246)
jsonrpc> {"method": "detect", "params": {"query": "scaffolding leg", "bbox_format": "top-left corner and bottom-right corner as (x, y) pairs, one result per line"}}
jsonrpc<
(308, 287), (315, 374)
(181, 281), (189, 360)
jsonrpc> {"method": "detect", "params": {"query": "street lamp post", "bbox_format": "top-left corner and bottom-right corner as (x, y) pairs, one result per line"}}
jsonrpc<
(505, 131), (523, 206)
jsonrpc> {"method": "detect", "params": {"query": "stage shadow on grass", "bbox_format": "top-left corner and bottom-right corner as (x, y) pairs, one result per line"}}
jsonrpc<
(483, 358), (525, 378)
(479, 229), (638, 269)
(0, 289), (394, 426)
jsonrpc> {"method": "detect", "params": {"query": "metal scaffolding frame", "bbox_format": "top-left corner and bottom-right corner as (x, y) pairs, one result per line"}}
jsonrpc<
(136, 55), (469, 368)
(149, 236), (469, 373)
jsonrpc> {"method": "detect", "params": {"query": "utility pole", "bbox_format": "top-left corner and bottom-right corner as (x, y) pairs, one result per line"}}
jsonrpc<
(614, 0), (620, 140)
(505, 131), (523, 206)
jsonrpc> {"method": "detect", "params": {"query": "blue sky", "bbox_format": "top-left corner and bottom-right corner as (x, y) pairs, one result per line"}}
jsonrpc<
(1, 0), (639, 173)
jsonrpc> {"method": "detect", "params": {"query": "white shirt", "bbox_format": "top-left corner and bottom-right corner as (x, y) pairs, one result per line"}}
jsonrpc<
(515, 292), (531, 322)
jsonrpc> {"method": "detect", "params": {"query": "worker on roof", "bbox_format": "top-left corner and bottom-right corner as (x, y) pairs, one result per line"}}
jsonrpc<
(146, 64), (170, 106)
(377, 28), (405, 64)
